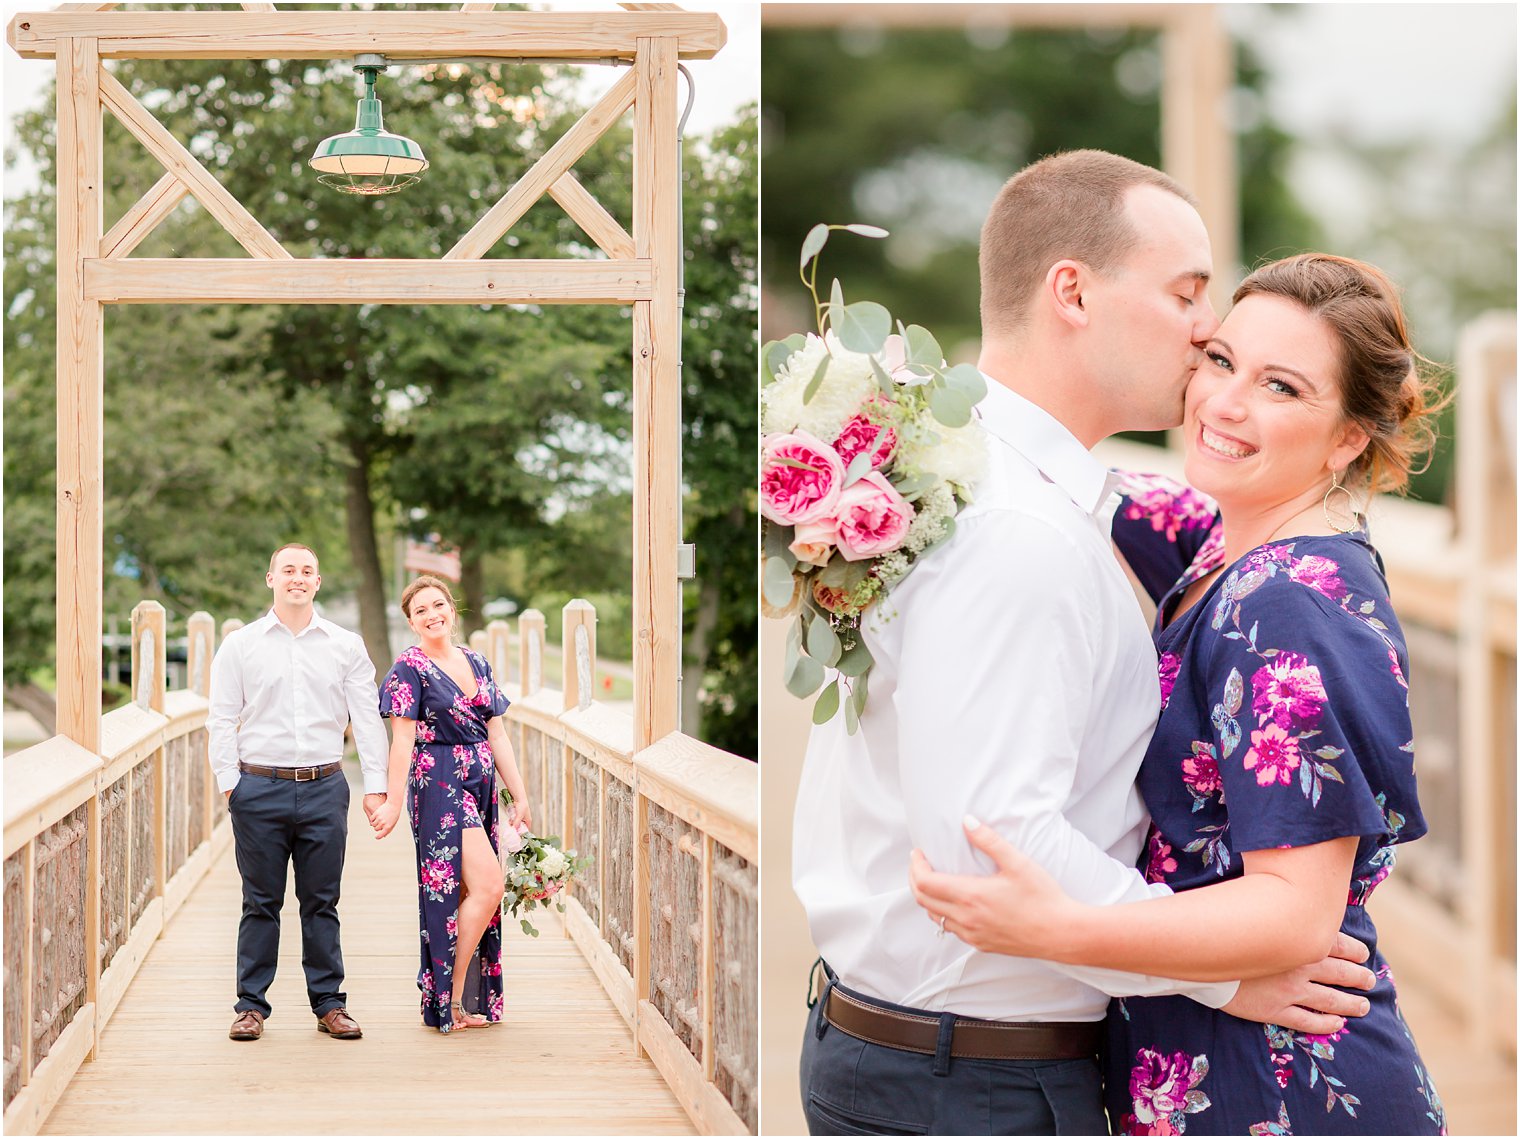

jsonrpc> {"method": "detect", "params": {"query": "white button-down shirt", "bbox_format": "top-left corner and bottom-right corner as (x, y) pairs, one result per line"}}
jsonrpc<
(207, 608), (389, 795)
(793, 380), (1237, 1021)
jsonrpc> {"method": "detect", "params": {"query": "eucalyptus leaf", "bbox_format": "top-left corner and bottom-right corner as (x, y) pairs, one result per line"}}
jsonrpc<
(785, 652), (825, 699)
(764, 336), (802, 383)
(835, 301), (892, 354)
(842, 449), (873, 488)
(869, 354), (895, 395)
(812, 679), (841, 724)
(763, 556), (797, 608)
(800, 224), (829, 271)
(829, 278), (844, 324)
(843, 695), (859, 734)
(817, 556), (869, 590)
(836, 637), (874, 678)
(904, 324), (942, 367)
(762, 521), (797, 568)
(807, 613), (843, 667)
(803, 354), (830, 404)
(851, 669), (870, 713)
(892, 472), (937, 498)
(942, 363), (988, 403)
(928, 386), (973, 428)
(839, 223), (889, 239)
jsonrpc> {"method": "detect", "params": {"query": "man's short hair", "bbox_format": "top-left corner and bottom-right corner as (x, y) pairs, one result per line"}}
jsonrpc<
(268, 543), (319, 573)
(978, 149), (1197, 337)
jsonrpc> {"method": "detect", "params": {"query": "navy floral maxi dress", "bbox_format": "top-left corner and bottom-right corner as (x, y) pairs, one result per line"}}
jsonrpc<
(1103, 474), (1445, 1136)
(380, 646), (511, 1033)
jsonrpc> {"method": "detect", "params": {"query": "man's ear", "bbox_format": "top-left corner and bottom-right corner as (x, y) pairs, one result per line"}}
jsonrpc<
(1045, 260), (1089, 329)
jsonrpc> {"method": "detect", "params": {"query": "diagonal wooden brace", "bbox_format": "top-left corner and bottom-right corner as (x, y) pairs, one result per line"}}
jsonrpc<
(98, 67), (290, 260)
(548, 172), (635, 260)
(445, 67), (637, 261)
(101, 172), (187, 259)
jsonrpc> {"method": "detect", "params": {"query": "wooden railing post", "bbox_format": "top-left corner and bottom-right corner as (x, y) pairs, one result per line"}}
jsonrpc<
(562, 599), (597, 713)
(218, 617), (243, 643)
(519, 610), (545, 697)
(185, 611), (214, 699)
(633, 787), (651, 1059)
(486, 619), (511, 689)
(468, 629), (487, 656)
(131, 602), (167, 906)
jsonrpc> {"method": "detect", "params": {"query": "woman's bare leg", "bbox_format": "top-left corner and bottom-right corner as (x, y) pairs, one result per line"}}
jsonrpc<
(450, 824), (504, 1024)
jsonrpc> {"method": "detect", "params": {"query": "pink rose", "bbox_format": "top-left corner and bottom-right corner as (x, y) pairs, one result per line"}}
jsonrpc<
(760, 431), (846, 525)
(832, 472), (915, 562)
(788, 518), (838, 568)
(833, 404), (897, 469)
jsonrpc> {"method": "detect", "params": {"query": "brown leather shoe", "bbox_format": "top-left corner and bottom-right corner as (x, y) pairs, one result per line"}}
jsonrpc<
(316, 1007), (363, 1039)
(229, 1009), (264, 1041)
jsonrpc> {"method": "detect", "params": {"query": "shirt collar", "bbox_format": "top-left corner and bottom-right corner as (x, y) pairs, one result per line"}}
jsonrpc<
(976, 376), (1120, 517)
(256, 607), (332, 638)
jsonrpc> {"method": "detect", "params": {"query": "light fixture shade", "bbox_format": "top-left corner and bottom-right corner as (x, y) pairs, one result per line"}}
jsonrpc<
(310, 66), (428, 196)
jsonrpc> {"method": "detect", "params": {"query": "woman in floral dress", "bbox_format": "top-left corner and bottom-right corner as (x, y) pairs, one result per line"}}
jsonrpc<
(372, 575), (531, 1033)
(910, 255), (1445, 1134)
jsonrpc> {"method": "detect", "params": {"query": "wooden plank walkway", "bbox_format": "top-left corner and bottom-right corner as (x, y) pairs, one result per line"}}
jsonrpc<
(41, 769), (695, 1135)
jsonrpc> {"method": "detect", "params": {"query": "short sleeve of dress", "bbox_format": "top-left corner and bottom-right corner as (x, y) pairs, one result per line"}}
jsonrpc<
(478, 657), (510, 719)
(1201, 544), (1427, 854)
(380, 656), (422, 720)
(1111, 471), (1221, 605)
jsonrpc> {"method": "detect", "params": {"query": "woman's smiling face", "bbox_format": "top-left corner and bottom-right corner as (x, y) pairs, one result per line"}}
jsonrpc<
(1182, 293), (1370, 515)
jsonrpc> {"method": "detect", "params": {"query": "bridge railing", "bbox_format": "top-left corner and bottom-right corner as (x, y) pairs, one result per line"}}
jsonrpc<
(4, 604), (225, 1134)
(498, 601), (758, 1135)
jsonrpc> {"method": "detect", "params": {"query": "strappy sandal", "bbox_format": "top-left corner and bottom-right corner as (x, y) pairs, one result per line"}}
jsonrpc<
(450, 999), (488, 1030)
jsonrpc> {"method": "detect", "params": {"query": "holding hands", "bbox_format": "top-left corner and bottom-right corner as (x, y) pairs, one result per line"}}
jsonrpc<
(365, 791), (403, 839)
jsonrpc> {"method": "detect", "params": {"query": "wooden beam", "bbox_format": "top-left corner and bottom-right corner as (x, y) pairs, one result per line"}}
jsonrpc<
(98, 69), (290, 261)
(630, 36), (681, 750)
(101, 171), (187, 259)
(459, 2), (497, 10)
(85, 258), (653, 305)
(761, 3), (1184, 28)
(549, 172), (636, 261)
(7, 11), (727, 61)
(55, 36), (104, 756)
(446, 69), (638, 260)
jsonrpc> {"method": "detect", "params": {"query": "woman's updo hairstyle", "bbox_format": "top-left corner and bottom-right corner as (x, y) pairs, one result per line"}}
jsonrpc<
(401, 574), (458, 623)
(1232, 253), (1446, 495)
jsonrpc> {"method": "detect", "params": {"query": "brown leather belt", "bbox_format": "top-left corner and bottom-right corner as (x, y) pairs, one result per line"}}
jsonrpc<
(238, 761), (343, 782)
(823, 986), (1101, 1061)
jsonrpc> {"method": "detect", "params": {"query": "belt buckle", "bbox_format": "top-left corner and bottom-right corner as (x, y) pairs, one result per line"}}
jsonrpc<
(295, 766), (316, 781)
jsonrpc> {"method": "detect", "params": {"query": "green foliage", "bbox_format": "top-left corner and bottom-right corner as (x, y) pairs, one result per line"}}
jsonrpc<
(761, 26), (1319, 351)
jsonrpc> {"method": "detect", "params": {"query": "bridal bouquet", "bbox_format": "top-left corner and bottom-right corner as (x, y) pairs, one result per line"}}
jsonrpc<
(498, 794), (591, 937)
(762, 224), (988, 732)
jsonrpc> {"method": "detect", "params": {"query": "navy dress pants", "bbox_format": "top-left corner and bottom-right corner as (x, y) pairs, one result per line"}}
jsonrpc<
(800, 974), (1108, 1136)
(228, 769), (350, 1019)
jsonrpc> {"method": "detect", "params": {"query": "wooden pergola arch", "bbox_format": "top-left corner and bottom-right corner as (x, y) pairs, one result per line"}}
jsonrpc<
(7, 1), (727, 758)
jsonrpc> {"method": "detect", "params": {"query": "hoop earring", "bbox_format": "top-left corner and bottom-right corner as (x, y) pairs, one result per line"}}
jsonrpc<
(1323, 469), (1358, 534)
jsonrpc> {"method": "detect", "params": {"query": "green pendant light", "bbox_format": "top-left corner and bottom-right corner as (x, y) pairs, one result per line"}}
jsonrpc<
(309, 55), (428, 196)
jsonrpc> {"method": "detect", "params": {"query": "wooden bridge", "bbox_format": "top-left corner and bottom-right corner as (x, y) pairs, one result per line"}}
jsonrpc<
(5, 601), (758, 1135)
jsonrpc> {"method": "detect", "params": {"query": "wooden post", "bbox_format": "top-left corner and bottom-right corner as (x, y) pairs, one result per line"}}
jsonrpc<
(132, 601), (168, 907)
(130, 601), (166, 714)
(1161, 6), (1239, 304)
(486, 619), (511, 689)
(55, 36), (104, 756)
(518, 610), (545, 696)
(219, 617), (244, 644)
(185, 611), (214, 698)
(468, 629), (487, 656)
(700, 832), (714, 1082)
(85, 792), (100, 1059)
(633, 788), (651, 1057)
(20, 843), (34, 1095)
(562, 598), (597, 712)
(630, 34), (681, 751)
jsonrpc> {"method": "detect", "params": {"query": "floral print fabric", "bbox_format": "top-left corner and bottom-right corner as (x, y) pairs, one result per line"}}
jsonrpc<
(381, 646), (511, 1033)
(1104, 473), (1444, 1135)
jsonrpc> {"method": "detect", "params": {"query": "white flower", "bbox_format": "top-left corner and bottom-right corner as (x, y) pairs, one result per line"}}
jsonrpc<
(904, 483), (956, 554)
(761, 332), (876, 444)
(538, 847), (567, 878)
(897, 421), (987, 495)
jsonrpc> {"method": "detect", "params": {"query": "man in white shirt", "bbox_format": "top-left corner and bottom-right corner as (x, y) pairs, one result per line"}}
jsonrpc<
(209, 543), (389, 1042)
(794, 151), (1374, 1134)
